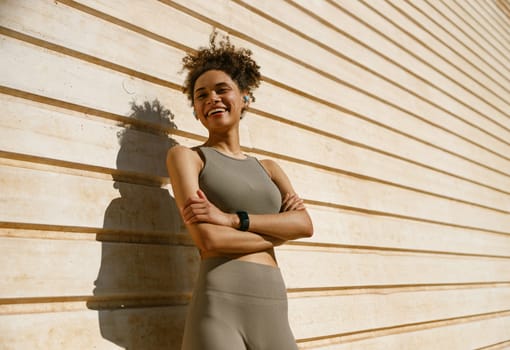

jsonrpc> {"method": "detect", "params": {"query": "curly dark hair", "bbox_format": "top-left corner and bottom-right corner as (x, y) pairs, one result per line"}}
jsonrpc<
(181, 32), (261, 106)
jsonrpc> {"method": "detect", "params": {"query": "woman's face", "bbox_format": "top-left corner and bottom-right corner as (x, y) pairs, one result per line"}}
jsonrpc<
(193, 70), (247, 131)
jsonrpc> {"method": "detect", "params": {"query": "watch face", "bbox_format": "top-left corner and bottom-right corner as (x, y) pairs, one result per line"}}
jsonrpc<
(237, 211), (249, 231)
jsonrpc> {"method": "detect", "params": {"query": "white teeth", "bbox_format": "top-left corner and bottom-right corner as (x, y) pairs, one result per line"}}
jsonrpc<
(207, 108), (225, 116)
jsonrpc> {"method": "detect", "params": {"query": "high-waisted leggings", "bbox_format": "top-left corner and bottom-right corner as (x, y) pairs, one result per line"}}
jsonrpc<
(181, 257), (298, 350)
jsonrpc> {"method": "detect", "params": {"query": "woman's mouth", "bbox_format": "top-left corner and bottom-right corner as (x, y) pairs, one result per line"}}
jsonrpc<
(207, 108), (226, 117)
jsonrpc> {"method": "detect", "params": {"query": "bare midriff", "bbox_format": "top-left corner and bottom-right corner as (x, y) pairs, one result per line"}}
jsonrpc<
(200, 248), (278, 267)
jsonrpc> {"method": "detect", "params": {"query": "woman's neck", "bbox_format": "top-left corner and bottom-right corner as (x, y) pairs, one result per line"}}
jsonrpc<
(204, 133), (243, 158)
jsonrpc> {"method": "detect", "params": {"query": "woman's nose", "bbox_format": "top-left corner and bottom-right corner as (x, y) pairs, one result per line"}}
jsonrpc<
(206, 92), (220, 104)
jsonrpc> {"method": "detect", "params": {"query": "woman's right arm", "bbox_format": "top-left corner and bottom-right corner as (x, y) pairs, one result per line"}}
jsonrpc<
(166, 145), (276, 254)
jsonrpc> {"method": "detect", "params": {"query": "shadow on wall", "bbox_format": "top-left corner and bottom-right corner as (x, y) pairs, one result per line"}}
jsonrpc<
(87, 100), (198, 349)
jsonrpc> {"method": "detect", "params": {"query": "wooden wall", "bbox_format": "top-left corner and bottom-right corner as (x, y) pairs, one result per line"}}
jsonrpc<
(1, 0), (510, 348)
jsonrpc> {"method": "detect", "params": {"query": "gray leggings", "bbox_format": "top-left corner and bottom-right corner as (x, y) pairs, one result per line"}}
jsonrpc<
(181, 257), (298, 350)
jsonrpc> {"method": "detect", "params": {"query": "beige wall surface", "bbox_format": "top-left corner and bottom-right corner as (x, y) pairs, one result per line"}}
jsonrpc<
(1, 0), (510, 349)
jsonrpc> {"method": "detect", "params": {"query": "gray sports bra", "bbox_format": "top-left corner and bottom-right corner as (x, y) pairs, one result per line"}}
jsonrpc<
(197, 147), (282, 215)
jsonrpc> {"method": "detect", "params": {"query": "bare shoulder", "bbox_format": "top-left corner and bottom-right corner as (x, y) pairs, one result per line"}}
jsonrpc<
(259, 158), (290, 182)
(259, 158), (281, 178)
(167, 145), (200, 163)
(166, 145), (203, 175)
(259, 158), (297, 196)
(259, 158), (279, 167)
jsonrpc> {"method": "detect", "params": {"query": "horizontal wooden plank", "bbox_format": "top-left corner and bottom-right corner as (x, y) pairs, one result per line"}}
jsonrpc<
(277, 246), (510, 289)
(4, 0), (509, 173)
(302, 313), (510, 350)
(304, 205), (510, 258)
(2, 235), (509, 298)
(2, 93), (509, 215)
(289, 285), (510, 339)
(0, 304), (187, 350)
(0, 237), (199, 298)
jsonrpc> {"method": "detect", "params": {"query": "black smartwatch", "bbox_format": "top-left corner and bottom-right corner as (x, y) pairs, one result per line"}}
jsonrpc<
(236, 211), (250, 231)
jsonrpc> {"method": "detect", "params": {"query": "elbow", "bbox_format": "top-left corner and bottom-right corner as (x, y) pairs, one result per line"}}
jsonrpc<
(303, 223), (314, 238)
(201, 235), (217, 252)
(199, 230), (219, 253)
(187, 224), (219, 253)
(299, 215), (314, 238)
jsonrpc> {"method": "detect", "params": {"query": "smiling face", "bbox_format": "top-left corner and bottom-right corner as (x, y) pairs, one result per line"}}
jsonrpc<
(193, 70), (248, 131)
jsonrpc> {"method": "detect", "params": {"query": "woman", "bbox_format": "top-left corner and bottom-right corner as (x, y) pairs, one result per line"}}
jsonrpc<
(166, 33), (314, 350)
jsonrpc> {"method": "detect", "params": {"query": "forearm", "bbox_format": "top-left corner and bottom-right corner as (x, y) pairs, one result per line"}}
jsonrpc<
(189, 222), (275, 254)
(232, 210), (314, 240)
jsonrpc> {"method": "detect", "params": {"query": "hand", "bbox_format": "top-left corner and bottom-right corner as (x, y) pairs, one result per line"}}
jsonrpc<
(182, 189), (234, 226)
(280, 193), (305, 212)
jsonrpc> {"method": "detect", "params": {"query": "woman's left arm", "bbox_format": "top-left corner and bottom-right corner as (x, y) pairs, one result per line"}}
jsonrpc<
(247, 159), (313, 240)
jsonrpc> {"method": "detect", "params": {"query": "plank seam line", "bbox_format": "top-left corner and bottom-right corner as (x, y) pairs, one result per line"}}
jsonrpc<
(2, 283), (509, 310)
(238, 0), (510, 138)
(296, 309), (510, 346)
(0, 293), (190, 306)
(288, 282), (510, 296)
(0, 294), (191, 315)
(476, 339), (510, 350)
(286, 241), (510, 260)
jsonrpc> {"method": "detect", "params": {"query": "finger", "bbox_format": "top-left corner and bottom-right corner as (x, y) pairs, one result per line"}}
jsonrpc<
(283, 194), (298, 211)
(183, 205), (208, 219)
(182, 206), (202, 223)
(286, 196), (304, 211)
(183, 197), (202, 210)
(197, 189), (208, 201)
(288, 200), (301, 211)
